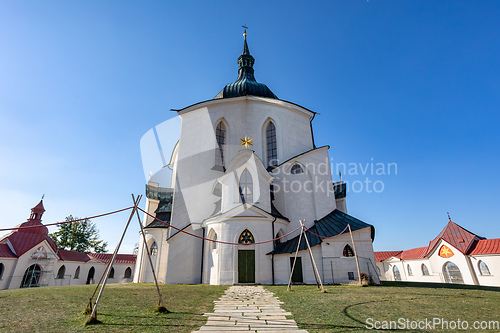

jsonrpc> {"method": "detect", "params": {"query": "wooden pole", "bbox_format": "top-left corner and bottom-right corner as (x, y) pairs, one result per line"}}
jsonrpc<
(89, 196), (141, 322)
(348, 224), (362, 285)
(301, 220), (324, 291)
(287, 226), (304, 291)
(133, 194), (167, 310)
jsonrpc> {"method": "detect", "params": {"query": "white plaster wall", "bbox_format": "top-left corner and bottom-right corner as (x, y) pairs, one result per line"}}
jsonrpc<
(165, 226), (203, 284)
(0, 258), (17, 290)
(271, 147), (336, 239)
(469, 255), (500, 287)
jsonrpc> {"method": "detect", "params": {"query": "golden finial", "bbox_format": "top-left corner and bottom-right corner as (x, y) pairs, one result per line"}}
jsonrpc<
(242, 24), (248, 37)
(240, 135), (253, 148)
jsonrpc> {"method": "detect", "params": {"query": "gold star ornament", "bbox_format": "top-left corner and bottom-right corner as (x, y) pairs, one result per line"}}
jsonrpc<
(240, 135), (253, 148)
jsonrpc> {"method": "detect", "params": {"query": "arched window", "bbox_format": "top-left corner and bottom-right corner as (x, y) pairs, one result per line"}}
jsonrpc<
(407, 264), (413, 276)
(0, 263), (4, 280)
(209, 230), (218, 251)
(291, 164), (303, 175)
(274, 229), (285, 248)
(266, 122), (277, 167)
(443, 261), (463, 284)
(56, 265), (66, 279)
(239, 169), (253, 203)
(150, 242), (158, 256)
(478, 261), (491, 276)
(20, 264), (41, 288)
(393, 266), (401, 281)
(108, 267), (115, 278)
(124, 267), (132, 279)
(74, 266), (80, 279)
(238, 229), (255, 244)
(421, 263), (430, 276)
(214, 121), (226, 171)
(343, 244), (354, 257)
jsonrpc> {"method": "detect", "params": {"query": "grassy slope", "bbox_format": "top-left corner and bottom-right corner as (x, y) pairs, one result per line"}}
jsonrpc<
(1, 282), (499, 332)
(0, 283), (226, 333)
(267, 282), (500, 332)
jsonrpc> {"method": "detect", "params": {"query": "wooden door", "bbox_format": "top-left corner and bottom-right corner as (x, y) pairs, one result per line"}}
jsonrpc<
(290, 257), (303, 283)
(238, 250), (255, 283)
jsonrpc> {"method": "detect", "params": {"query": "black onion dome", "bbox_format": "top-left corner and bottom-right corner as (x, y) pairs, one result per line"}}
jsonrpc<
(215, 33), (277, 100)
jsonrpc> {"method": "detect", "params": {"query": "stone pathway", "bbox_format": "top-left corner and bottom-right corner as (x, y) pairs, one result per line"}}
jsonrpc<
(192, 285), (307, 333)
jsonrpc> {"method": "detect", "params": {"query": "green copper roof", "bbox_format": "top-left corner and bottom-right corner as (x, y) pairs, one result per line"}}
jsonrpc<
(215, 33), (277, 100)
(267, 209), (374, 255)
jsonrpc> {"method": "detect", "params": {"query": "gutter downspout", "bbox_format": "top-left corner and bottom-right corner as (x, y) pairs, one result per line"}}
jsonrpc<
(271, 217), (276, 285)
(200, 227), (205, 284)
(309, 114), (317, 149)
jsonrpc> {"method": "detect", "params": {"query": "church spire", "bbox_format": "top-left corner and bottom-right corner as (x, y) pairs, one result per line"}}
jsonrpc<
(237, 26), (255, 80)
(214, 26), (277, 100)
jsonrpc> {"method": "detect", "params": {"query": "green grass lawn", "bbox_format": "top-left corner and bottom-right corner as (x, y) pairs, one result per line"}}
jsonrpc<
(1, 282), (499, 332)
(0, 283), (226, 333)
(267, 282), (500, 332)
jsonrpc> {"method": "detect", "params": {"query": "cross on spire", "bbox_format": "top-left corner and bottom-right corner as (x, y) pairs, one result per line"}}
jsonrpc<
(242, 25), (248, 37)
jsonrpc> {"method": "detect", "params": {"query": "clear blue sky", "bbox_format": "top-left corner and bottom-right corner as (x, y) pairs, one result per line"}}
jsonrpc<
(1, 1), (499, 253)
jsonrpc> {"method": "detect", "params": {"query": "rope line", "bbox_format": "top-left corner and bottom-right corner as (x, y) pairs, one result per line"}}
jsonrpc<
(0, 206), (134, 232)
(138, 207), (302, 246)
(303, 224), (350, 239)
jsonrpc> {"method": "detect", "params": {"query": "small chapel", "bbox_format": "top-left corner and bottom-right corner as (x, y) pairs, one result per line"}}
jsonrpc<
(134, 31), (380, 285)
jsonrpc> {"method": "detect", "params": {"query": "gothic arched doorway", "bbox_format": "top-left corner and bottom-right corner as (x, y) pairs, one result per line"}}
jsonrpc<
(86, 266), (95, 284)
(20, 264), (41, 288)
(238, 229), (255, 283)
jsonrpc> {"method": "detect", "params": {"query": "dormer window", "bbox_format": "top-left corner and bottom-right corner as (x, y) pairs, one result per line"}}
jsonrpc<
(239, 169), (253, 203)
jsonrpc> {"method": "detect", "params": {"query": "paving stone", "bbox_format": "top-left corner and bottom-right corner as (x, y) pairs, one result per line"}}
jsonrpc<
(193, 285), (307, 333)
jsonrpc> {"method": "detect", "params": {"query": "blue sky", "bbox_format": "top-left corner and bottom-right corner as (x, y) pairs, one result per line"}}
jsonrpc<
(1, 1), (499, 253)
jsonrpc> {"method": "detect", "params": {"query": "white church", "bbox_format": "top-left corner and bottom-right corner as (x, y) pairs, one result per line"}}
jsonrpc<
(134, 31), (380, 285)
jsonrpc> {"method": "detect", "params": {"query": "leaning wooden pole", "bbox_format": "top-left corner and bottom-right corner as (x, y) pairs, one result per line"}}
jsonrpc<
(287, 225), (304, 291)
(132, 194), (168, 312)
(87, 196), (141, 324)
(348, 224), (362, 285)
(301, 220), (324, 291)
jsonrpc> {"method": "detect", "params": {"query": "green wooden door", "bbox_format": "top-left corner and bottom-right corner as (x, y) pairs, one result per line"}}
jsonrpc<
(290, 257), (303, 283)
(238, 250), (255, 283)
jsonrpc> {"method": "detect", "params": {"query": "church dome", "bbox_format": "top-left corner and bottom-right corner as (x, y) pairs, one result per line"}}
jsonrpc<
(215, 31), (277, 100)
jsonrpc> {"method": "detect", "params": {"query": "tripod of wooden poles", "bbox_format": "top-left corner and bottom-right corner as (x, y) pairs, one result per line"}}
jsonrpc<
(86, 194), (167, 325)
(286, 220), (363, 291)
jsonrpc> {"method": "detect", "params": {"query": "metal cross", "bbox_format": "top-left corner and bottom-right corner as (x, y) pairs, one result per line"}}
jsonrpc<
(242, 24), (248, 34)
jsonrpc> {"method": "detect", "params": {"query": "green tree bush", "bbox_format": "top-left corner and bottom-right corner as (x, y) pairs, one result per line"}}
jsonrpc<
(50, 215), (107, 253)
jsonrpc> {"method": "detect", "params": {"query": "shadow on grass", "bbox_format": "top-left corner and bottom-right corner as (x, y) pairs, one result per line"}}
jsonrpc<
(380, 281), (500, 292)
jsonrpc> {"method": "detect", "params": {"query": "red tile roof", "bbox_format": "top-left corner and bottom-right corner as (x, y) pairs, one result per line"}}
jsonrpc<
(57, 249), (90, 262)
(0, 230), (57, 257)
(467, 238), (500, 255)
(374, 251), (402, 262)
(0, 243), (16, 258)
(88, 253), (136, 264)
(399, 246), (427, 260)
(425, 221), (480, 256)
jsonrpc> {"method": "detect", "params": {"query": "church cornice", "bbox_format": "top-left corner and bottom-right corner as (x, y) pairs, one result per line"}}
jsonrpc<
(171, 96), (316, 118)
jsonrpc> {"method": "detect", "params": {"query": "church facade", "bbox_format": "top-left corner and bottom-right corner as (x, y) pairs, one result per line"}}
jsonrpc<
(0, 200), (136, 290)
(134, 33), (380, 285)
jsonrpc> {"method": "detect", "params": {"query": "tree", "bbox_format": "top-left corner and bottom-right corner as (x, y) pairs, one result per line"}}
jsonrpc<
(50, 215), (108, 253)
